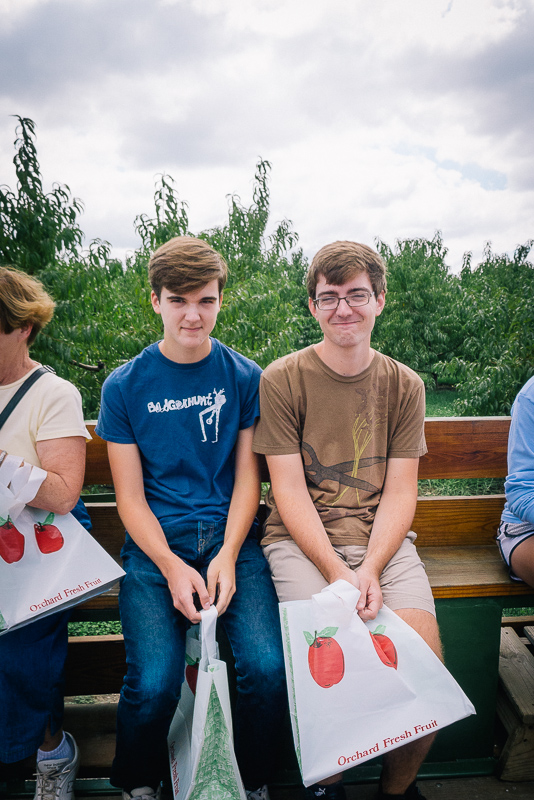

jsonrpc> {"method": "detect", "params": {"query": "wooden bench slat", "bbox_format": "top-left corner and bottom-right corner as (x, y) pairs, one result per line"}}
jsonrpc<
(499, 627), (534, 725)
(413, 495), (504, 546)
(65, 635), (125, 696)
(85, 502), (124, 556)
(501, 616), (534, 632)
(85, 417), (512, 484)
(84, 424), (113, 485)
(419, 546), (534, 598)
(419, 417), (510, 479)
(86, 496), (507, 558)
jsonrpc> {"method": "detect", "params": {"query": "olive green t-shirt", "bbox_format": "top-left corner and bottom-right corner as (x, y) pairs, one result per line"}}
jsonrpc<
(252, 346), (427, 546)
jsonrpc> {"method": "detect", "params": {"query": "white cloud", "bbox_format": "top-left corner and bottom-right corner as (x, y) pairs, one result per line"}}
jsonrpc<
(1, 0), (532, 273)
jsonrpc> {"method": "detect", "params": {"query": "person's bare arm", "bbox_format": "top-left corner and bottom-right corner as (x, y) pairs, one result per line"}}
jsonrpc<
(355, 457), (419, 618)
(267, 453), (419, 621)
(266, 452), (358, 585)
(27, 436), (86, 515)
(206, 425), (261, 615)
(107, 441), (211, 623)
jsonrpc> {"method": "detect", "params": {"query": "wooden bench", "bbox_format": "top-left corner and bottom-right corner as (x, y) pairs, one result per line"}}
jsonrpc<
(496, 624), (534, 781)
(6, 416), (534, 792)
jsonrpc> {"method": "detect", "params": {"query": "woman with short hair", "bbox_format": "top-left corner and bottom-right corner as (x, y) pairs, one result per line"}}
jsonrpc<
(0, 266), (90, 800)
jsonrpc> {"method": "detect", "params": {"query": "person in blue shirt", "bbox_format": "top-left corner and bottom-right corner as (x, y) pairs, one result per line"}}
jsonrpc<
(96, 236), (285, 800)
(497, 374), (534, 588)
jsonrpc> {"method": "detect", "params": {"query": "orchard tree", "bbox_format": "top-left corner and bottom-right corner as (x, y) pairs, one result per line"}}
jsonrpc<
(32, 160), (311, 416)
(373, 233), (462, 388)
(447, 241), (534, 415)
(0, 116), (84, 273)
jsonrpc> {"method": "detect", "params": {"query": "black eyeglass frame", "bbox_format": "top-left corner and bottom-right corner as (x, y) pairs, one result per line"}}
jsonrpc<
(312, 291), (375, 310)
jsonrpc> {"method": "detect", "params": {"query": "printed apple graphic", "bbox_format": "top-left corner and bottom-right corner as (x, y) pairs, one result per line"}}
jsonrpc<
(185, 653), (199, 695)
(0, 516), (25, 563)
(34, 512), (64, 554)
(304, 627), (345, 688)
(370, 625), (398, 669)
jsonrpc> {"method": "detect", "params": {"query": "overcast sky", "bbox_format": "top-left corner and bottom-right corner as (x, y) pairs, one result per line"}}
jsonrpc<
(1, 0), (533, 271)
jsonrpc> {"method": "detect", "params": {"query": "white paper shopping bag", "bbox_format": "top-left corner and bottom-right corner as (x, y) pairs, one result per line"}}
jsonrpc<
(280, 580), (476, 787)
(168, 606), (247, 800)
(0, 454), (124, 634)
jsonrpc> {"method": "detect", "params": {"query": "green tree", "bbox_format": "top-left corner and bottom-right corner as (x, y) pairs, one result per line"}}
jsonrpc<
(202, 160), (316, 363)
(32, 160), (311, 416)
(374, 233), (462, 388)
(446, 241), (534, 415)
(0, 116), (84, 273)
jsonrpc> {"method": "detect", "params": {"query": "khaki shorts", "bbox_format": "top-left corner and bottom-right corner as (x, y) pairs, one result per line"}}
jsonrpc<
(264, 532), (436, 616)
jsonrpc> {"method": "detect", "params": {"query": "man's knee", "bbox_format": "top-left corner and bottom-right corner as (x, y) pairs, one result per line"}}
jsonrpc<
(236, 642), (286, 697)
(123, 657), (182, 709)
(394, 608), (442, 661)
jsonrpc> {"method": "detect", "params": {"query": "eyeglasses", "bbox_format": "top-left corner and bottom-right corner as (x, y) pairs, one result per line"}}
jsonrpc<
(313, 291), (375, 310)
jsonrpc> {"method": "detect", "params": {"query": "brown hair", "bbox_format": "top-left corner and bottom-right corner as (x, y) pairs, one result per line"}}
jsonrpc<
(0, 267), (55, 345)
(306, 241), (387, 298)
(148, 236), (228, 300)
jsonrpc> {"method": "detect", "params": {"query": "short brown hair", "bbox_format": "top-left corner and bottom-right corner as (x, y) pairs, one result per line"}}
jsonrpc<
(148, 236), (228, 300)
(306, 241), (387, 298)
(0, 266), (55, 345)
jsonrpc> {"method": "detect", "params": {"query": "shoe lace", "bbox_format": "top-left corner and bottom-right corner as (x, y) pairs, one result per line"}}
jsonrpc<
(34, 765), (63, 800)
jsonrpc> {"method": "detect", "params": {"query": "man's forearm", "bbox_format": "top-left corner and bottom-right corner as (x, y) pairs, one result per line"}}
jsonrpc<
(274, 485), (350, 583)
(360, 474), (418, 578)
(116, 496), (179, 575)
(223, 480), (260, 557)
(219, 426), (262, 559)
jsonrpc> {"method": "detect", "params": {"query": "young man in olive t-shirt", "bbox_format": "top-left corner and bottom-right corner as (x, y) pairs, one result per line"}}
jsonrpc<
(253, 241), (441, 800)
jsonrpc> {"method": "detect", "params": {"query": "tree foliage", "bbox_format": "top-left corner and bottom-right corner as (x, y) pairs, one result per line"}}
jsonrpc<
(2, 117), (532, 418)
(445, 241), (534, 415)
(0, 117), (84, 273)
(373, 233), (462, 388)
(30, 159), (312, 417)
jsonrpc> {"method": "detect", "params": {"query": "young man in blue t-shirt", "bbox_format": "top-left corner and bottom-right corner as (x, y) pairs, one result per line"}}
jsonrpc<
(96, 236), (285, 800)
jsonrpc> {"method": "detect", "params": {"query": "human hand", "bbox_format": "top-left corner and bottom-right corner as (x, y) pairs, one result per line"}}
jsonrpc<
(354, 565), (383, 621)
(206, 548), (236, 616)
(165, 556), (211, 623)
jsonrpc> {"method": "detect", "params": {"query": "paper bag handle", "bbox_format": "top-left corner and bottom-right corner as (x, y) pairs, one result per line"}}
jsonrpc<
(311, 579), (361, 629)
(199, 605), (219, 670)
(0, 454), (47, 521)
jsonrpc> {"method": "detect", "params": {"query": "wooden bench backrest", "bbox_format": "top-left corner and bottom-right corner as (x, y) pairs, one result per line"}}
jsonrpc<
(85, 416), (511, 484)
(83, 417), (511, 557)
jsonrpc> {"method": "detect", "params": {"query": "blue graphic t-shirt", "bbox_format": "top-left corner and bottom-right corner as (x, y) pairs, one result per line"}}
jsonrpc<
(96, 339), (261, 531)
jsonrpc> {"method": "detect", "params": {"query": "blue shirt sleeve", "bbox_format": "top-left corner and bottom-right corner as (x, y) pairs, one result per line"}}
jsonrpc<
(505, 386), (534, 525)
(239, 362), (262, 431)
(95, 370), (137, 444)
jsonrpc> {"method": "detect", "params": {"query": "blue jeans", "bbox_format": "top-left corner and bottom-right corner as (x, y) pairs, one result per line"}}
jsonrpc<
(110, 520), (287, 792)
(0, 610), (71, 762)
(0, 498), (91, 763)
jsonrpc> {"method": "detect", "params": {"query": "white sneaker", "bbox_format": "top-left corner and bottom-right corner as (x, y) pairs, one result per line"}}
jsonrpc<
(122, 788), (162, 800)
(246, 787), (270, 800)
(34, 732), (80, 800)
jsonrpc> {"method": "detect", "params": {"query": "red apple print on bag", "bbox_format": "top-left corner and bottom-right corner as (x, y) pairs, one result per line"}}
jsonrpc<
(304, 627), (345, 688)
(185, 653), (199, 695)
(370, 625), (398, 669)
(0, 516), (25, 563)
(34, 513), (64, 554)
